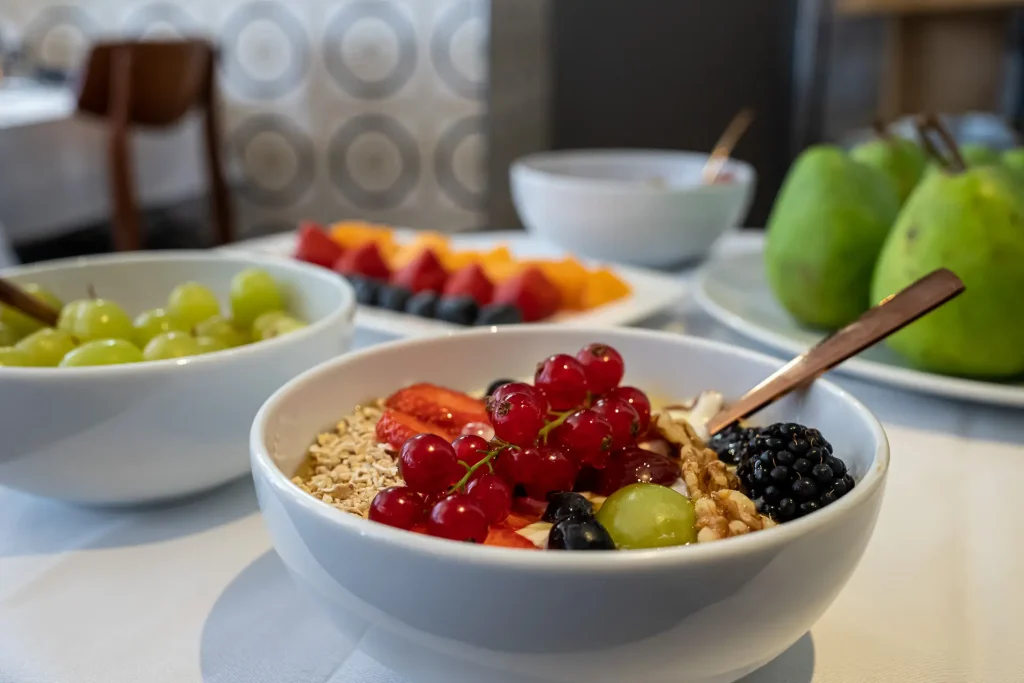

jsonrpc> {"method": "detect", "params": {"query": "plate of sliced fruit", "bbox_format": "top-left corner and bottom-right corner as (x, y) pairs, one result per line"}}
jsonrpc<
(228, 222), (687, 337)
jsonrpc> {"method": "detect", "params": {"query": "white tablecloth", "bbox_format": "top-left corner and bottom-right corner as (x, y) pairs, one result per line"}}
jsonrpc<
(2, 232), (1022, 683)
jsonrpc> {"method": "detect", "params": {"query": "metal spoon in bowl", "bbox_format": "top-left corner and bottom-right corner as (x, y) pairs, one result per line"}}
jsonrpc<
(706, 268), (966, 436)
(0, 277), (61, 327)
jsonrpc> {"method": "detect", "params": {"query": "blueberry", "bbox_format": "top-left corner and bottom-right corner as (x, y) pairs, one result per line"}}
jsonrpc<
(377, 285), (412, 311)
(542, 492), (593, 523)
(475, 303), (523, 326)
(485, 378), (517, 398)
(436, 296), (479, 325)
(347, 276), (380, 306)
(547, 517), (615, 550)
(405, 291), (439, 318)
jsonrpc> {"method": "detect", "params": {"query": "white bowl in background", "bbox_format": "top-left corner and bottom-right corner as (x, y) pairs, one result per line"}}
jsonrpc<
(511, 149), (756, 268)
(251, 326), (887, 683)
(0, 251), (355, 505)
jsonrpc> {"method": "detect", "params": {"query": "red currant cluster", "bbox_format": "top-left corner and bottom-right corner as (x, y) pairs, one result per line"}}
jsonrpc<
(369, 343), (657, 543)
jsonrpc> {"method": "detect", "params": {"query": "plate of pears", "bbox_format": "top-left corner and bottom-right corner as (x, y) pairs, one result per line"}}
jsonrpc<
(696, 114), (1024, 407)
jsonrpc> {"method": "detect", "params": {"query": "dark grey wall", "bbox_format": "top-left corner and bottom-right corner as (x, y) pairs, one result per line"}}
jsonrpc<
(551, 1), (798, 226)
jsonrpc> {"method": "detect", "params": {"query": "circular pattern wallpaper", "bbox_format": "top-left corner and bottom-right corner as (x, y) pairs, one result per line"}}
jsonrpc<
(221, 1), (311, 100)
(431, 1), (487, 100)
(328, 114), (421, 210)
(123, 2), (201, 40)
(229, 114), (316, 208)
(23, 5), (99, 71)
(323, 1), (418, 100)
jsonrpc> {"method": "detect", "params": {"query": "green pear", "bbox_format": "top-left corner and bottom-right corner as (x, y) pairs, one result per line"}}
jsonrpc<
(765, 145), (901, 330)
(959, 143), (1000, 167)
(850, 136), (926, 203)
(871, 165), (1024, 378)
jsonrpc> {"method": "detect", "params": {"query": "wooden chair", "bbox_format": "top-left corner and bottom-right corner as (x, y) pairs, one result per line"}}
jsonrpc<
(75, 40), (233, 251)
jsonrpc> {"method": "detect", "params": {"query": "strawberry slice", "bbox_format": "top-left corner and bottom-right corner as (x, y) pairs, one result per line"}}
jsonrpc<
(392, 249), (448, 293)
(492, 266), (561, 322)
(443, 263), (494, 306)
(385, 383), (489, 432)
(294, 222), (344, 268)
(333, 242), (391, 280)
(375, 409), (451, 450)
(485, 523), (541, 549)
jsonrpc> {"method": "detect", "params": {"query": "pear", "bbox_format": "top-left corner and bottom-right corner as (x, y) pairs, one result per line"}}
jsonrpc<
(959, 143), (1000, 167)
(765, 145), (901, 330)
(1001, 147), (1024, 184)
(850, 135), (926, 203)
(871, 164), (1024, 377)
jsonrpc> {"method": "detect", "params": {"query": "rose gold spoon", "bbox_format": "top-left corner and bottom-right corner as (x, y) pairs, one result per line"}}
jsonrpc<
(706, 268), (965, 435)
(701, 108), (755, 185)
(0, 277), (60, 327)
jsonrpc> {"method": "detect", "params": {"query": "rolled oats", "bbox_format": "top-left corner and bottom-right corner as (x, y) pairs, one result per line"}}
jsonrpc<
(291, 399), (402, 517)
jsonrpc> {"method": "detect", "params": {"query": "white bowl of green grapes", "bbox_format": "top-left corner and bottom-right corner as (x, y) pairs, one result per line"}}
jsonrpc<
(0, 251), (355, 505)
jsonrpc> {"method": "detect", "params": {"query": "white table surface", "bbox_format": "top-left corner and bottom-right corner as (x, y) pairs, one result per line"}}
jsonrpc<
(2, 231), (1022, 683)
(0, 80), (205, 244)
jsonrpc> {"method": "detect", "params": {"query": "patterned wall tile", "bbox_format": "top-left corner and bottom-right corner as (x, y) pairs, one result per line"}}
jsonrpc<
(0, 0), (550, 236)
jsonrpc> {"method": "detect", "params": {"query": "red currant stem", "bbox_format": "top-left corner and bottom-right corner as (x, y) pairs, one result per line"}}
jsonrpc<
(449, 443), (508, 493)
(537, 409), (574, 443)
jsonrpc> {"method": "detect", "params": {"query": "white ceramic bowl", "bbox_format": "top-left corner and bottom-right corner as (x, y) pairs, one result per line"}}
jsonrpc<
(0, 251), (355, 505)
(510, 150), (756, 267)
(250, 327), (887, 683)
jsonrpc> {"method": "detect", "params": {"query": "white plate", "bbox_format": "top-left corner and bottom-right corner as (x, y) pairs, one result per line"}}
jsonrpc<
(695, 248), (1024, 407)
(223, 230), (687, 338)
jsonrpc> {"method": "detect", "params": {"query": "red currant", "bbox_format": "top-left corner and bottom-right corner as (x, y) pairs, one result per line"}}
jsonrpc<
(427, 494), (490, 543)
(494, 445), (542, 485)
(491, 392), (545, 447)
(607, 386), (652, 432)
(452, 434), (490, 469)
(488, 382), (547, 414)
(597, 447), (681, 496)
(591, 397), (641, 449)
(525, 445), (579, 499)
(368, 486), (425, 530)
(460, 421), (495, 441)
(534, 354), (588, 411)
(466, 473), (513, 524)
(398, 434), (461, 494)
(551, 409), (613, 467)
(575, 343), (625, 394)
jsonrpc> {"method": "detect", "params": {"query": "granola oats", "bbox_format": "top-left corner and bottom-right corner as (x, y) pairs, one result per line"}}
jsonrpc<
(291, 399), (401, 517)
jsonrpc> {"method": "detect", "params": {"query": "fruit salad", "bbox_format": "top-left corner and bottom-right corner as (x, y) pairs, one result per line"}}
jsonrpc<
(292, 343), (856, 550)
(0, 269), (306, 368)
(292, 221), (632, 326)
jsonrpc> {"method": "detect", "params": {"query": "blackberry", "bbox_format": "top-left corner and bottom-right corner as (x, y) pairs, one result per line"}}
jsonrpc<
(542, 491), (594, 523)
(347, 276), (380, 306)
(405, 291), (439, 318)
(436, 296), (479, 325)
(736, 422), (854, 523)
(475, 303), (523, 326)
(378, 285), (412, 311)
(708, 423), (760, 465)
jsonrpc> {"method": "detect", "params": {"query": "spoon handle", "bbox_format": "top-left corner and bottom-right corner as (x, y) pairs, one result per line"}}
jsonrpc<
(701, 108), (755, 185)
(0, 278), (61, 327)
(706, 268), (965, 436)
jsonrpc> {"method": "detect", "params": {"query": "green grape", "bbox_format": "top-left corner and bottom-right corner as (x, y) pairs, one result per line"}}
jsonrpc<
(133, 308), (188, 345)
(57, 300), (85, 335)
(255, 315), (307, 341)
(194, 315), (247, 347)
(142, 331), (201, 361)
(59, 339), (143, 367)
(0, 346), (38, 367)
(60, 299), (135, 343)
(168, 282), (222, 328)
(595, 483), (697, 550)
(0, 322), (21, 346)
(230, 269), (284, 328)
(15, 328), (77, 366)
(251, 310), (288, 339)
(0, 284), (63, 337)
(195, 335), (229, 354)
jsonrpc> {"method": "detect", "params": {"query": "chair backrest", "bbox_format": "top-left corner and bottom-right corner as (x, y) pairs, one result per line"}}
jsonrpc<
(76, 40), (213, 127)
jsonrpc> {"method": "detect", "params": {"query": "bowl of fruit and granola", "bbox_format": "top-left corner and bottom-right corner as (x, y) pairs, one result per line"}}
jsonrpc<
(250, 327), (887, 683)
(0, 251), (355, 504)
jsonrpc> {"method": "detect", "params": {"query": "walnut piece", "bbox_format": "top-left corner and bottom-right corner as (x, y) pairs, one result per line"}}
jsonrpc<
(695, 489), (776, 543)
